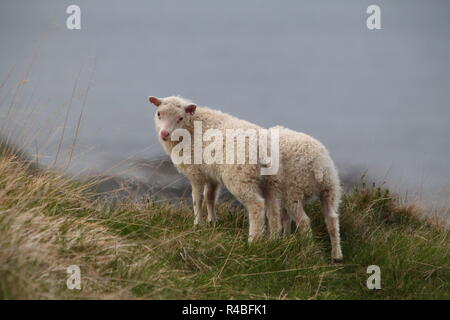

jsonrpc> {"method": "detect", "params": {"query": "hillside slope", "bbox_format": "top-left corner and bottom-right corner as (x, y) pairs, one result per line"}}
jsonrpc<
(0, 151), (448, 299)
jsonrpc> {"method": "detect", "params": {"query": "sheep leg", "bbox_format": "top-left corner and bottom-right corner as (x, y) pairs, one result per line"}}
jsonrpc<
(320, 193), (343, 262)
(287, 201), (311, 234)
(265, 186), (282, 238)
(204, 182), (219, 224)
(295, 201), (311, 234)
(282, 209), (292, 236)
(191, 182), (205, 226)
(245, 195), (266, 242)
(223, 177), (266, 242)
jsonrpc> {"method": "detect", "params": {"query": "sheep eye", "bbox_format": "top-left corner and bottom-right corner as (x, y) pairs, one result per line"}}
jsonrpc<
(157, 112), (161, 117)
(178, 117), (183, 122)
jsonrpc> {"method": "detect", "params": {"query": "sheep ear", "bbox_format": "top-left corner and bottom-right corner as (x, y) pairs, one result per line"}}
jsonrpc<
(148, 96), (162, 107)
(184, 104), (197, 115)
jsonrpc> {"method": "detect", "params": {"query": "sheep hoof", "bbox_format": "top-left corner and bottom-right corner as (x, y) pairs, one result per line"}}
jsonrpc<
(193, 221), (204, 228)
(332, 258), (343, 264)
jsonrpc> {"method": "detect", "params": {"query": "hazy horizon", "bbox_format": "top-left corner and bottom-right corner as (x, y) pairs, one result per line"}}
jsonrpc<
(0, 0), (449, 212)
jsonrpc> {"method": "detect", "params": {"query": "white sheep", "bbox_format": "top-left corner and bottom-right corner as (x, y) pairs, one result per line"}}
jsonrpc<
(149, 95), (343, 261)
(149, 95), (279, 242)
(269, 126), (343, 262)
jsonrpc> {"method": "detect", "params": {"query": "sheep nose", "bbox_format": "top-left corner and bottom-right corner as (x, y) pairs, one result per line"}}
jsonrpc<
(160, 129), (170, 139)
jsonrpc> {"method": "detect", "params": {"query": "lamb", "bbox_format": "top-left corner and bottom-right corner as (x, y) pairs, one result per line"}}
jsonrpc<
(149, 95), (343, 261)
(268, 126), (343, 262)
(149, 95), (280, 242)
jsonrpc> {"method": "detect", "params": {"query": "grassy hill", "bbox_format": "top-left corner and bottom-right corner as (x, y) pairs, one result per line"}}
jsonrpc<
(0, 149), (448, 299)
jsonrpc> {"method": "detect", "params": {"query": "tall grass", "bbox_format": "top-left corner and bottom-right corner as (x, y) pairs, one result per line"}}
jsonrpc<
(0, 148), (448, 299)
(1, 41), (447, 300)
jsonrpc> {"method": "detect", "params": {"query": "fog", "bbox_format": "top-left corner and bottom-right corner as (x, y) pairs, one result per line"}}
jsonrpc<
(0, 0), (449, 211)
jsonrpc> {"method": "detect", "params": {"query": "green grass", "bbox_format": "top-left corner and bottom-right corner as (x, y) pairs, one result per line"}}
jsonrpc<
(0, 152), (448, 299)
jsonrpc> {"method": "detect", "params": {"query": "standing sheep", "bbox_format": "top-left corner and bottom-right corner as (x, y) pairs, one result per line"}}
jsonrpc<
(269, 126), (343, 262)
(149, 95), (279, 242)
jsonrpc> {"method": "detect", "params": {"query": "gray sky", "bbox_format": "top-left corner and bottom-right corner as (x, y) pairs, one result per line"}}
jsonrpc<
(0, 0), (449, 210)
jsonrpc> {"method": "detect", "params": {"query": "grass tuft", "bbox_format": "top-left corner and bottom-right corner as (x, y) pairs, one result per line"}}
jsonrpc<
(0, 153), (448, 299)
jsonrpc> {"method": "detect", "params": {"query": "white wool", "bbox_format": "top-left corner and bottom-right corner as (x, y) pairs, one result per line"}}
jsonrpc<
(273, 125), (341, 210)
(270, 125), (343, 261)
(152, 96), (275, 242)
(151, 96), (343, 260)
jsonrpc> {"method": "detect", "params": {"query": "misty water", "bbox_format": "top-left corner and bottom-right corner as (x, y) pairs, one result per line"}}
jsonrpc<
(0, 1), (449, 212)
